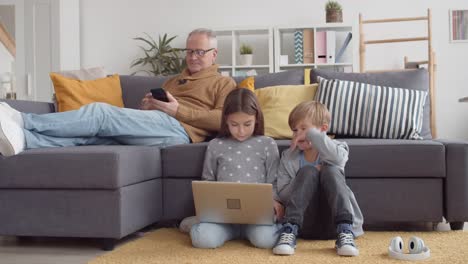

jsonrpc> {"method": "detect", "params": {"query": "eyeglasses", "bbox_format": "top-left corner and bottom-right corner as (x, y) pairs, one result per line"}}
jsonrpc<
(184, 48), (215, 57)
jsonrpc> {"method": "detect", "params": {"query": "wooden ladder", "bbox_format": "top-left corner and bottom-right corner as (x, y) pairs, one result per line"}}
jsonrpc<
(359, 9), (436, 138)
(0, 19), (15, 58)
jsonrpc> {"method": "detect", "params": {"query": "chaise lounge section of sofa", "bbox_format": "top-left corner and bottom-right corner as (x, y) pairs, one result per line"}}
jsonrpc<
(0, 68), (467, 249)
(0, 100), (164, 250)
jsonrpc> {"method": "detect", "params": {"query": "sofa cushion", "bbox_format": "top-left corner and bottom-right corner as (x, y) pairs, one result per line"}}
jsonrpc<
(162, 143), (208, 178)
(162, 141), (290, 179)
(310, 69), (432, 139)
(316, 77), (427, 139)
(0, 99), (55, 114)
(0, 145), (161, 189)
(344, 139), (445, 178)
(162, 139), (444, 179)
(119, 75), (170, 109)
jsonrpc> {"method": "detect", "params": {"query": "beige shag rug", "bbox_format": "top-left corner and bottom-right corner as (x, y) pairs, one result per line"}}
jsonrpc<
(89, 228), (468, 264)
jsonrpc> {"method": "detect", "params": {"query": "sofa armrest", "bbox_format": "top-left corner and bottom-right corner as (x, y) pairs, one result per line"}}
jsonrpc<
(436, 139), (468, 222)
(0, 99), (55, 114)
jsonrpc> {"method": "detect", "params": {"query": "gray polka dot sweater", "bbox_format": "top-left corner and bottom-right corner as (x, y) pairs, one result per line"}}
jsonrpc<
(202, 135), (281, 201)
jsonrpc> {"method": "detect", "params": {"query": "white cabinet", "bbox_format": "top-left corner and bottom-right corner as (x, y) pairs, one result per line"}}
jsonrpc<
(1, 0), (80, 101)
(274, 24), (353, 72)
(214, 28), (273, 77)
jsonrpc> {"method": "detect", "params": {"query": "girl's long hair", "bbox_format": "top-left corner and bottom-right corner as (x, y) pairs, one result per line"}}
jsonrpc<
(218, 88), (264, 138)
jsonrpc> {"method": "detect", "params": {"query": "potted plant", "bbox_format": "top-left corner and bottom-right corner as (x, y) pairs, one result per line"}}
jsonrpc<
(239, 43), (253, 66)
(325, 0), (343, 23)
(130, 33), (186, 76)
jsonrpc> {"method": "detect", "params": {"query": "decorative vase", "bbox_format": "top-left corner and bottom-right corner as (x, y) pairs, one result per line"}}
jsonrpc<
(239, 54), (253, 66)
(326, 9), (343, 23)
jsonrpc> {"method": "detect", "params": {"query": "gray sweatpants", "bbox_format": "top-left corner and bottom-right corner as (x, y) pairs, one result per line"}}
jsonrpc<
(279, 165), (354, 229)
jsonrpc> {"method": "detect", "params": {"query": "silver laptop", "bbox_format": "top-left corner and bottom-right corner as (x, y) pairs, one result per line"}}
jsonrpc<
(192, 181), (275, 225)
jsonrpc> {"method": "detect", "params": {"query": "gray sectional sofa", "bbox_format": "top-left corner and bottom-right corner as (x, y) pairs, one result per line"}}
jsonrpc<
(0, 68), (467, 250)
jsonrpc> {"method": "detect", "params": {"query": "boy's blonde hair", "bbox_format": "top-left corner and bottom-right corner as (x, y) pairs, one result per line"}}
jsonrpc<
(288, 101), (331, 129)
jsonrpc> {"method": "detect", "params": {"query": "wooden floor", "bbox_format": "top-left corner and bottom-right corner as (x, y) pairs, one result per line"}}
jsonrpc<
(0, 222), (466, 264)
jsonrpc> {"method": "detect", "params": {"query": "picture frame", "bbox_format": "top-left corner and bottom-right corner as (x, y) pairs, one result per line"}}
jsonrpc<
(449, 9), (468, 43)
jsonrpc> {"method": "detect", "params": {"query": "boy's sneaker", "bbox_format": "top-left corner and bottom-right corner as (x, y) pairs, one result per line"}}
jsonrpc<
(273, 223), (298, 255)
(335, 223), (359, 256)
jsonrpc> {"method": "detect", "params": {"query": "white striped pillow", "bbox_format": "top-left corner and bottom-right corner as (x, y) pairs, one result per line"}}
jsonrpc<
(315, 77), (428, 139)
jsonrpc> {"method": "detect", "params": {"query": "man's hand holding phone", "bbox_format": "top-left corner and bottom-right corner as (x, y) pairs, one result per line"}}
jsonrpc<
(151, 88), (169, 102)
(140, 88), (179, 117)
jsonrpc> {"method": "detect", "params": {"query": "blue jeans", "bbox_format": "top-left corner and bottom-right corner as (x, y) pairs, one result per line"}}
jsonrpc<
(190, 222), (282, 249)
(22, 102), (190, 149)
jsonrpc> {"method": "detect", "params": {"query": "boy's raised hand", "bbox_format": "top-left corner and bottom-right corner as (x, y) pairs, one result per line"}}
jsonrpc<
(290, 136), (313, 151)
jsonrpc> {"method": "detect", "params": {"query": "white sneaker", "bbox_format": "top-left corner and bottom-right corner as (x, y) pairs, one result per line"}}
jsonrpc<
(0, 102), (24, 128)
(0, 116), (25, 156)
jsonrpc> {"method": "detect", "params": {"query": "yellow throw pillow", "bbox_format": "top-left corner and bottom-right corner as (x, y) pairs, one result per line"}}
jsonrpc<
(50, 73), (124, 112)
(237, 76), (255, 91)
(254, 84), (318, 139)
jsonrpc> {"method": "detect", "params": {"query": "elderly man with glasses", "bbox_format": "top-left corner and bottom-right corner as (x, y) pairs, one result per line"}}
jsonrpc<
(0, 28), (236, 156)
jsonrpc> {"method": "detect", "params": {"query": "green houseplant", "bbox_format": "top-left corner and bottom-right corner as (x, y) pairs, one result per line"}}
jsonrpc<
(130, 33), (186, 76)
(325, 0), (343, 23)
(239, 43), (253, 65)
(240, 43), (253, 55)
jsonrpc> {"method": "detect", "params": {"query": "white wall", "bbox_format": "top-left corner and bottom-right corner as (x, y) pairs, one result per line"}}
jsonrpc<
(0, 43), (13, 79)
(58, 0), (80, 70)
(80, 0), (468, 140)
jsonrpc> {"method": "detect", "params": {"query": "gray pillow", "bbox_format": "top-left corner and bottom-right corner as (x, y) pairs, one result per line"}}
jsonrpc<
(241, 70), (304, 89)
(119, 75), (169, 109)
(310, 68), (432, 139)
(54, 67), (107, 80)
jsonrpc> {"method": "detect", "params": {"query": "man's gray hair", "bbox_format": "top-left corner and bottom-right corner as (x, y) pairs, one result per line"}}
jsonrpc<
(188, 28), (217, 49)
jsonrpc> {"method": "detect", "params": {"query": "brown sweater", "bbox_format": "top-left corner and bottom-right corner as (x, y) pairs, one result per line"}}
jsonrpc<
(163, 65), (236, 143)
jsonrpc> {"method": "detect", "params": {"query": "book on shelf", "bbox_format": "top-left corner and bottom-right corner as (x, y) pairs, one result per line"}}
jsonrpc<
(294, 30), (304, 64)
(316, 31), (327, 63)
(303, 29), (314, 63)
(326, 31), (336, 64)
(335, 32), (352, 63)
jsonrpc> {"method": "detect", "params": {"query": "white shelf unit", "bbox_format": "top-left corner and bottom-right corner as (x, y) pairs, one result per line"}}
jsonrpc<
(274, 24), (354, 73)
(214, 28), (274, 77)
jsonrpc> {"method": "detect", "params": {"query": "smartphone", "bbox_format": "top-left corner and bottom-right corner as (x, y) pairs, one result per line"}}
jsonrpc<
(150, 88), (169, 102)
